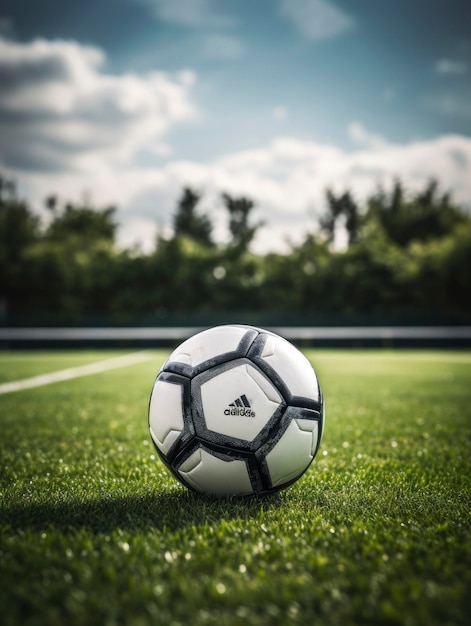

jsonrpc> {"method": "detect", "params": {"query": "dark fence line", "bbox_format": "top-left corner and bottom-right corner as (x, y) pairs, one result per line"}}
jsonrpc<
(2, 310), (468, 329)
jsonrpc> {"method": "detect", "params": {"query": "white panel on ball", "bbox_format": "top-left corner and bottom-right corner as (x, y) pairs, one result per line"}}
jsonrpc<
(261, 335), (319, 401)
(149, 380), (184, 454)
(295, 418), (319, 455)
(167, 325), (248, 368)
(201, 364), (281, 441)
(178, 448), (253, 495)
(266, 419), (317, 487)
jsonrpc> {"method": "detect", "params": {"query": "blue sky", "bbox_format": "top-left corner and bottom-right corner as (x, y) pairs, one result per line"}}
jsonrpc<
(1, 0), (470, 251)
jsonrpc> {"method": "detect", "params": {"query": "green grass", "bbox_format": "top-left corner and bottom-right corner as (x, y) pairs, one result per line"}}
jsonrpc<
(1, 349), (470, 626)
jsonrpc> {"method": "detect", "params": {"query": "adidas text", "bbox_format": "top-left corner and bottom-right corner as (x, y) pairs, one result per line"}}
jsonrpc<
(224, 407), (256, 417)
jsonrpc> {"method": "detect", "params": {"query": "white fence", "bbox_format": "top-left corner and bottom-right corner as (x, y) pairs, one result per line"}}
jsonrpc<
(1, 326), (470, 343)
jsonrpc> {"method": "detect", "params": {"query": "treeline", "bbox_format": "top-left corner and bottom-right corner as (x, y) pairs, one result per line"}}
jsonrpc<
(1, 174), (470, 323)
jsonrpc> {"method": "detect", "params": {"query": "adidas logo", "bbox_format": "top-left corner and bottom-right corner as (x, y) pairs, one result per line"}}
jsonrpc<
(224, 394), (256, 417)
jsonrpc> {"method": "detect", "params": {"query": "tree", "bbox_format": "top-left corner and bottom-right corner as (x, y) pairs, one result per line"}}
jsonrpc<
(1, 171), (470, 322)
(173, 187), (213, 246)
(45, 198), (117, 243)
(367, 179), (467, 247)
(320, 189), (360, 246)
(222, 192), (262, 251)
(0, 175), (41, 316)
(0, 174), (40, 264)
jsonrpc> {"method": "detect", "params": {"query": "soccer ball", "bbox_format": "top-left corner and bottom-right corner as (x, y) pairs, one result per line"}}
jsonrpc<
(148, 324), (324, 496)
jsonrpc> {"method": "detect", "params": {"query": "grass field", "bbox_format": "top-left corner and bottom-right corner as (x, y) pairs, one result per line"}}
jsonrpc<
(1, 348), (470, 626)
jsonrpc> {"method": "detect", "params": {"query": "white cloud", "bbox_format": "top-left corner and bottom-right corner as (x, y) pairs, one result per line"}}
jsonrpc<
(435, 59), (468, 75)
(273, 106), (288, 121)
(0, 37), (198, 172)
(202, 34), (244, 60)
(2, 36), (470, 254)
(26, 131), (469, 255)
(278, 0), (353, 41)
(423, 93), (471, 118)
(137, 0), (235, 28)
(10, 127), (471, 254)
(0, 17), (14, 38)
(348, 122), (386, 149)
(177, 69), (198, 86)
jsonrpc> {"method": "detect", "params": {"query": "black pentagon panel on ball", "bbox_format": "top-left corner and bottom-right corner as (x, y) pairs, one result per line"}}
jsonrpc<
(172, 441), (263, 496)
(148, 371), (195, 466)
(247, 332), (322, 412)
(190, 357), (288, 454)
(162, 326), (260, 379)
(256, 405), (323, 492)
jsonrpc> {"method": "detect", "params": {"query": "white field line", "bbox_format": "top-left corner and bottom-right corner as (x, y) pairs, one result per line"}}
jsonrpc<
(0, 351), (156, 395)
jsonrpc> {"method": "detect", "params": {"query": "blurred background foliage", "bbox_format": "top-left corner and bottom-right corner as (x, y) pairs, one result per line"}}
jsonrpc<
(1, 173), (470, 325)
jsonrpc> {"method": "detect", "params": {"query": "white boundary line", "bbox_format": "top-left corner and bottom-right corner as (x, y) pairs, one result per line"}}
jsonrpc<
(0, 351), (156, 395)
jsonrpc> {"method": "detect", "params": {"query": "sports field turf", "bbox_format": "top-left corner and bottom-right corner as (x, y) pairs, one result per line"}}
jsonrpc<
(1, 349), (470, 626)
